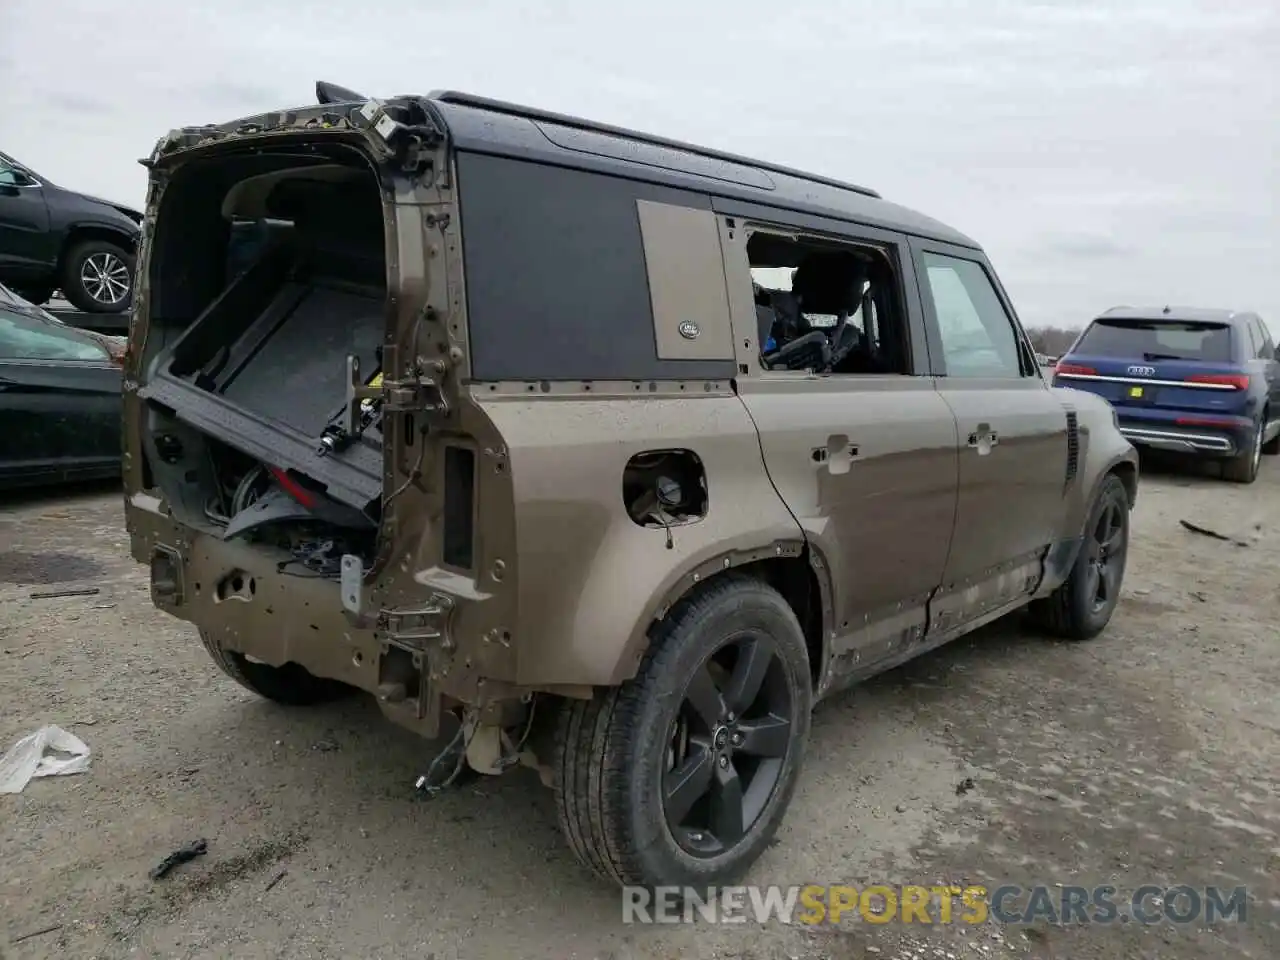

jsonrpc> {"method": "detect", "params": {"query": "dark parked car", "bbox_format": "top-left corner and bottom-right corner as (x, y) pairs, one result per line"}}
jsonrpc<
(0, 150), (141, 314)
(0, 298), (124, 490)
(1054, 306), (1280, 483)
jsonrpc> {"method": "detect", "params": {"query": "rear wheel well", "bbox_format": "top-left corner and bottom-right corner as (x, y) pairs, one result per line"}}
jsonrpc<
(740, 554), (824, 688)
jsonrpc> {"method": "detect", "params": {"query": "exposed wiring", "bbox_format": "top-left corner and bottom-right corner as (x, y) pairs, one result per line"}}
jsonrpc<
(383, 434), (427, 511)
(494, 697), (539, 772)
(273, 558), (337, 580)
(203, 498), (230, 526)
(206, 448), (232, 514)
(415, 712), (476, 797)
(231, 464), (266, 515)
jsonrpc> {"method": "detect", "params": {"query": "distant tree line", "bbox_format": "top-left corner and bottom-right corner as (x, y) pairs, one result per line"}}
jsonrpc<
(1025, 326), (1080, 357)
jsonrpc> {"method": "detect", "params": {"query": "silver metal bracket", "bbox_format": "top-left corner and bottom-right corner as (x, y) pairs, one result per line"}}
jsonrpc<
(380, 594), (455, 652)
(342, 354), (383, 437)
(340, 554), (364, 615)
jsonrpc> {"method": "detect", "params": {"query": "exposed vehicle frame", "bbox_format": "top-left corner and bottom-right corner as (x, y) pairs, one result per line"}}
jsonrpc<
(122, 83), (1138, 891)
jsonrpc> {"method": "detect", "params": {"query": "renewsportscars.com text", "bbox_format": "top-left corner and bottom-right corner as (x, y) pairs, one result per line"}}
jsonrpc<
(622, 884), (1249, 926)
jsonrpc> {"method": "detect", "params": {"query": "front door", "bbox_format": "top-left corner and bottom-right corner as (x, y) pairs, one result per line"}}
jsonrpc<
(0, 160), (53, 277)
(912, 243), (1070, 633)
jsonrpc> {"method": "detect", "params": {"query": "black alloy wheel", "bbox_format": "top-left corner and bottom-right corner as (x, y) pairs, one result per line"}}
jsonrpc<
(552, 575), (812, 888)
(663, 633), (795, 858)
(1085, 495), (1126, 614)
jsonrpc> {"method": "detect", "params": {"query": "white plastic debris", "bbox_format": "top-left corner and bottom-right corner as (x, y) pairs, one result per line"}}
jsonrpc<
(0, 725), (92, 794)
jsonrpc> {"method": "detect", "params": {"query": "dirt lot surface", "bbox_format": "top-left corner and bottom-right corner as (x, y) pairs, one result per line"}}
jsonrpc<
(2, 456), (1277, 960)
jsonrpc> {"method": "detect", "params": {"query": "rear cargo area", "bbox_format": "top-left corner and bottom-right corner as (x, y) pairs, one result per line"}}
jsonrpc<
(135, 144), (390, 567)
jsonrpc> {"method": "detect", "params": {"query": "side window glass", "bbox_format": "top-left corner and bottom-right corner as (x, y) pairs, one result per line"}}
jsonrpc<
(0, 164), (33, 187)
(1245, 320), (1260, 358)
(0, 311), (109, 361)
(1253, 320), (1273, 359)
(921, 252), (1023, 378)
(747, 232), (912, 375)
(1261, 319), (1276, 358)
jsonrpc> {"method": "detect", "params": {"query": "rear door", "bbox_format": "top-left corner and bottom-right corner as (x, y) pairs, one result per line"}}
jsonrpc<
(720, 213), (959, 675)
(0, 308), (121, 484)
(912, 242), (1069, 633)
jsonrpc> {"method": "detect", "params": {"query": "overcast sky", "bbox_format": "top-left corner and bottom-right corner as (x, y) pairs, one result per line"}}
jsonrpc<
(3, 0), (1275, 328)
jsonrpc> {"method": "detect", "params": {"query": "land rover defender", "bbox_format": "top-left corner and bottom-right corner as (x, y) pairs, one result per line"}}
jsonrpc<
(122, 82), (1138, 891)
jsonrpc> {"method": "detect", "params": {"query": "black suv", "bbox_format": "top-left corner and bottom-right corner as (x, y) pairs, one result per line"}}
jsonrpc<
(0, 150), (141, 314)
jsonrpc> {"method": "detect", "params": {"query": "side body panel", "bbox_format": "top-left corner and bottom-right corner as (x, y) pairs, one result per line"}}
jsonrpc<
(0, 359), (121, 487)
(474, 389), (802, 688)
(441, 152), (798, 691)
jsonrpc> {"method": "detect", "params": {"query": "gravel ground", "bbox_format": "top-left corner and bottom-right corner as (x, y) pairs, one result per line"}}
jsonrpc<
(1, 454), (1277, 960)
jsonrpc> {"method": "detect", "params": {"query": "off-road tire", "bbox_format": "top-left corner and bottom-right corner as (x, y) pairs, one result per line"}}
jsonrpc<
(1221, 419), (1262, 484)
(61, 239), (135, 314)
(198, 629), (351, 705)
(1028, 473), (1130, 641)
(552, 574), (812, 890)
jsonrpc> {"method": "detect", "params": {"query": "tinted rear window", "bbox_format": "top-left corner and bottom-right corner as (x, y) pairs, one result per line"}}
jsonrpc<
(1074, 319), (1234, 362)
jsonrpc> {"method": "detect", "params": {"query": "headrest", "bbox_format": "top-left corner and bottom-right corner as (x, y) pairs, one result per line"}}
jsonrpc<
(267, 176), (383, 247)
(792, 251), (869, 315)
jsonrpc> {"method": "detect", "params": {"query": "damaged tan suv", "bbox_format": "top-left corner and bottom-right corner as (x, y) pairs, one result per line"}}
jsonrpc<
(123, 82), (1138, 891)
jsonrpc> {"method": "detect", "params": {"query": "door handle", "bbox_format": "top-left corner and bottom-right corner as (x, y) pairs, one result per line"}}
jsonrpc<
(813, 435), (860, 475)
(967, 423), (999, 454)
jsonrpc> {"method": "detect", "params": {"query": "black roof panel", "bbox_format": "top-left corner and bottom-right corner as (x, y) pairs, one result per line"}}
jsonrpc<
(427, 90), (981, 249)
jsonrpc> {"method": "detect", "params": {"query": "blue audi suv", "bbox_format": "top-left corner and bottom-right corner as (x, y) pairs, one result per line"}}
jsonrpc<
(1053, 306), (1280, 483)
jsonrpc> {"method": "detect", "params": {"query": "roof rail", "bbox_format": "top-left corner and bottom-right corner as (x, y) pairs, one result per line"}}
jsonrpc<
(427, 90), (882, 200)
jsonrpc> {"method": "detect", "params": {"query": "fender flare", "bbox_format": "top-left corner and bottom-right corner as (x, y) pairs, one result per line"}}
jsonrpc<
(612, 534), (836, 686)
(1038, 451), (1138, 598)
(59, 221), (140, 261)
